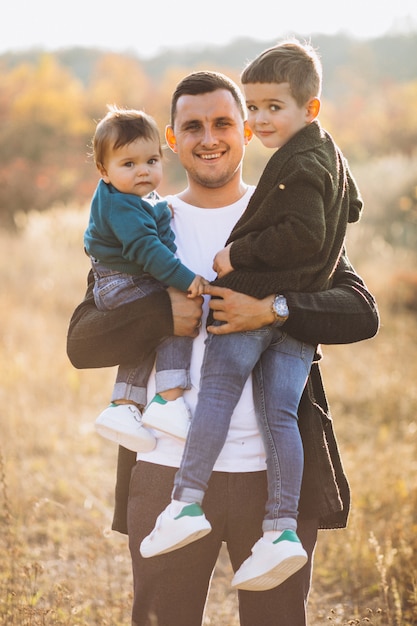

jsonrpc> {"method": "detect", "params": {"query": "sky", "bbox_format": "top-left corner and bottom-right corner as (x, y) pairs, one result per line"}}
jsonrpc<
(2, 0), (417, 59)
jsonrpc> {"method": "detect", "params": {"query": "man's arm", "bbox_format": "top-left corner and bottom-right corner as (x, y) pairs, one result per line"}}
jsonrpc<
(283, 253), (379, 345)
(205, 252), (379, 345)
(67, 253), (378, 370)
(66, 271), (202, 369)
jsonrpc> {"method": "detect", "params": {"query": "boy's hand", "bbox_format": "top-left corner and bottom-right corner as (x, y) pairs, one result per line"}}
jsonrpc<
(187, 275), (209, 298)
(212, 244), (233, 278)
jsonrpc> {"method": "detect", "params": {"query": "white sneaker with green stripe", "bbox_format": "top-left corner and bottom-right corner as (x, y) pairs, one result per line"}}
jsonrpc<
(140, 502), (212, 558)
(232, 530), (307, 591)
(142, 394), (191, 440)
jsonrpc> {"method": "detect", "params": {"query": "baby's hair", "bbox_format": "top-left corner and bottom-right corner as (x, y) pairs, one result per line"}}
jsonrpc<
(93, 105), (162, 168)
(241, 39), (322, 106)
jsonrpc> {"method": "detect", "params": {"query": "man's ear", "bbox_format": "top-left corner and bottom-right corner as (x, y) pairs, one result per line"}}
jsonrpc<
(243, 122), (253, 145)
(165, 126), (177, 152)
(306, 97), (320, 122)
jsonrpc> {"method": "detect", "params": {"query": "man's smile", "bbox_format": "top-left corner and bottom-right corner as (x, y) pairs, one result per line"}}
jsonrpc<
(199, 152), (222, 160)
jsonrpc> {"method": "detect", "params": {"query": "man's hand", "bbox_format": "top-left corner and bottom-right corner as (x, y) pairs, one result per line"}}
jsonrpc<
(167, 287), (203, 337)
(204, 285), (275, 334)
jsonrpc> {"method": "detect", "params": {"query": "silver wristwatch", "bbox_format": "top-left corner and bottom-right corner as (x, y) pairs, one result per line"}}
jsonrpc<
(271, 294), (289, 326)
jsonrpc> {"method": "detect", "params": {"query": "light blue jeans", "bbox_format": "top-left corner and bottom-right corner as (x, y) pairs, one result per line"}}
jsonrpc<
(91, 259), (192, 406)
(173, 325), (315, 531)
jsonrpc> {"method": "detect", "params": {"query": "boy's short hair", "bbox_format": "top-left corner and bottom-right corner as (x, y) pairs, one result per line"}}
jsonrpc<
(93, 105), (162, 168)
(241, 39), (322, 106)
(170, 71), (246, 126)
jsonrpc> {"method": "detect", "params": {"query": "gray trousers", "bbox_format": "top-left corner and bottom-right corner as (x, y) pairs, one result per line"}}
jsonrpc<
(127, 461), (318, 626)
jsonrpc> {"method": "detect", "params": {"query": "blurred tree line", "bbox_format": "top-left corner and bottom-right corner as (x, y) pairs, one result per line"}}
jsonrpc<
(1, 32), (417, 238)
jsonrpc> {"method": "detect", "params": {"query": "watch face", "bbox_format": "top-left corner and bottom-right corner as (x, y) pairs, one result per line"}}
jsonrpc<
(274, 296), (288, 317)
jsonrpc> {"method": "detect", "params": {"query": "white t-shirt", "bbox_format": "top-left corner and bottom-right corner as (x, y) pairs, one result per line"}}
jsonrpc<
(137, 186), (267, 473)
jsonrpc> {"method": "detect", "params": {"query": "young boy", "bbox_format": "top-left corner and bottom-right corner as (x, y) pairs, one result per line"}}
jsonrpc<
(84, 106), (207, 452)
(140, 40), (363, 592)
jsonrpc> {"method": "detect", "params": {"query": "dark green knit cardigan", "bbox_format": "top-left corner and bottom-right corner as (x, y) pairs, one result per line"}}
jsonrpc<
(214, 120), (363, 297)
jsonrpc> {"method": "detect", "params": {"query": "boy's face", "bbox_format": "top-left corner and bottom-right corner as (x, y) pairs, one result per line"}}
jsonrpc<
(99, 137), (163, 197)
(243, 82), (319, 150)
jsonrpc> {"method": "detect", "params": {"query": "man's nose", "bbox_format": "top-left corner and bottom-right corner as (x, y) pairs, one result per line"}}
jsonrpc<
(201, 126), (218, 146)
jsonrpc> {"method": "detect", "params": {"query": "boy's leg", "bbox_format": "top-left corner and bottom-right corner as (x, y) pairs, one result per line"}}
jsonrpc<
(253, 332), (315, 529)
(95, 351), (157, 451)
(112, 350), (155, 408)
(91, 266), (164, 405)
(91, 267), (164, 447)
(172, 329), (271, 503)
(228, 331), (315, 593)
(154, 335), (193, 394)
(139, 329), (274, 559)
(142, 336), (194, 439)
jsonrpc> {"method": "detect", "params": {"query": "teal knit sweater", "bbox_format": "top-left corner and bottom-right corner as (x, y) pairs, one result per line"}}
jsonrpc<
(84, 181), (195, 292)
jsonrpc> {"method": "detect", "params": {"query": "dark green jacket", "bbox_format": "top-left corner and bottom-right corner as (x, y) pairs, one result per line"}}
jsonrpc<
(215, 121), (363, 297)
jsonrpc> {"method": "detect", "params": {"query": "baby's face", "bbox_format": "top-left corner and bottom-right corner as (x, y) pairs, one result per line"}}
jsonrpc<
(101, 137), (163, 197)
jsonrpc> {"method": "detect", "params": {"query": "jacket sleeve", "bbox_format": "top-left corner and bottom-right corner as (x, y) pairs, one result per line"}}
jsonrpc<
(283, 251), (380, 345)
(66, 270), (173, 369)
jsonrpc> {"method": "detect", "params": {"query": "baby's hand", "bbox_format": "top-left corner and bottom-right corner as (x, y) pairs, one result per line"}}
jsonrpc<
(187, 275), (209, 298)
(213, 244), (234, 278)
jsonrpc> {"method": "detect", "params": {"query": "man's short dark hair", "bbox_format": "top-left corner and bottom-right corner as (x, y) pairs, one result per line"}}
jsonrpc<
(170, 71), (246, 125)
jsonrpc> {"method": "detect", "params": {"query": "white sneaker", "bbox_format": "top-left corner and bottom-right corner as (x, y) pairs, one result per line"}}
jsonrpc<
(142, 394), (191, 440)
(140, 502), (212, 558)
(231, 530), (308, 591)
(94, 403), (156, 452)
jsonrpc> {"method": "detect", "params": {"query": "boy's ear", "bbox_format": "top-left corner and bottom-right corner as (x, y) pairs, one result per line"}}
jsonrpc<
(306, 97), (320, 121)
(97, 163), (110, 183)
(165, 126), (177, 152)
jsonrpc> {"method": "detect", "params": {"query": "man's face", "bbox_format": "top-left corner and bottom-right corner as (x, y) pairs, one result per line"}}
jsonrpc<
(166, 89), (250, 190)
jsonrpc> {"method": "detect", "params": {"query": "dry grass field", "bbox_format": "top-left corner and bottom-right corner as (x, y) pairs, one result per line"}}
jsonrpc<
(0, 192), (416, 625)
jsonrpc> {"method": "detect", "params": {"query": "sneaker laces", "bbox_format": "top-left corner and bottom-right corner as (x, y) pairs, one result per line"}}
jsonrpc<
(127, 405), (142, 423)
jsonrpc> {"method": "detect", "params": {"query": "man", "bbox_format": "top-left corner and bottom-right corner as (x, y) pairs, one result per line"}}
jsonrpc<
(67, 71), (379, 626)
